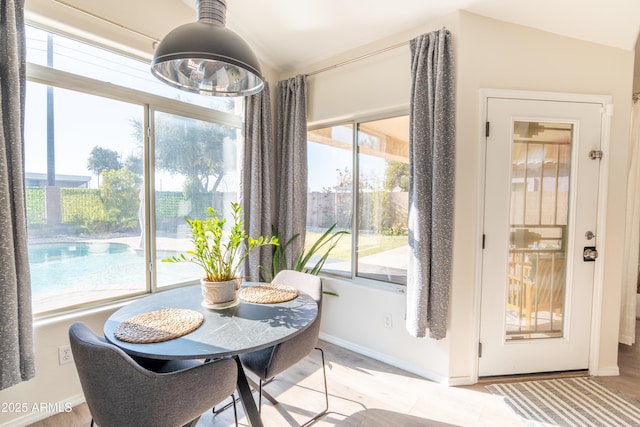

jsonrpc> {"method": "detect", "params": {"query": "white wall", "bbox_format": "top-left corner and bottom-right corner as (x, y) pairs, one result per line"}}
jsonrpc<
(286, 10), (634, 386)
(455, 12), (633, 378)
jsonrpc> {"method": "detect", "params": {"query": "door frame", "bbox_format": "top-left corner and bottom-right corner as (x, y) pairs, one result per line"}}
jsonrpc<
(473, 89), (613, 382)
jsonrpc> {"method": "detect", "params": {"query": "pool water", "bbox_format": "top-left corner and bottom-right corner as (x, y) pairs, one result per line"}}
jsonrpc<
(29, 242), (145, 296)
(28, 242), (198, 297)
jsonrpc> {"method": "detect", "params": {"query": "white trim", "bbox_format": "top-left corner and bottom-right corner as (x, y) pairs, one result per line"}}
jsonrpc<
(588, 98), (613, 376)
(318, 332), (466, 385)
(592, 366), (621, 377)
(475, 89), (612, 381)
(479, 89), (612, 106)
(470, 92), (491, 384)
(0, 395), (85, 427)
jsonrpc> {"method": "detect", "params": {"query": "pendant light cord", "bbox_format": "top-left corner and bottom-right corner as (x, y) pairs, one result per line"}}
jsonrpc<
(198, 0), (226, 25)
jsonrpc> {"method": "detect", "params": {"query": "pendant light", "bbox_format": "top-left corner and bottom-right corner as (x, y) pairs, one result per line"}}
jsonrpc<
(151, 0), (264, 97)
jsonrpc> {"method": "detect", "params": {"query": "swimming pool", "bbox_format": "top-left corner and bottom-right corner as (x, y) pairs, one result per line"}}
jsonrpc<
(28, 242), (198, 298)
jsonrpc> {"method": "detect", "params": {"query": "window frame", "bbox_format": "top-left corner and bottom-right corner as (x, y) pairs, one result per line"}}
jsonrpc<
(307, 109), (409, 291)
(25, 38), (244, 317)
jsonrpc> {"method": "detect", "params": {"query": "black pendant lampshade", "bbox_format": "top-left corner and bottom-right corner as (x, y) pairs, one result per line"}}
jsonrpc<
(151, 0), (264, 97)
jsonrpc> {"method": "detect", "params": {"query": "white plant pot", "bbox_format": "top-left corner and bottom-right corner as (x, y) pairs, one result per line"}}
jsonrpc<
(200, 278), (241, 309)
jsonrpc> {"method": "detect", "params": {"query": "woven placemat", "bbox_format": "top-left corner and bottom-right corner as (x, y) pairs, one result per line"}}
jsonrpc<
(238, 283), (299, 304)
(114, 308), (204, 343)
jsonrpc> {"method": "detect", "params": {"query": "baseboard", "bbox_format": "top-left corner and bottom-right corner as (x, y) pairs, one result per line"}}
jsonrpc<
(0, 395), (85, 427)
(319, 332), (473, 386)
(592, 366), (620, 377)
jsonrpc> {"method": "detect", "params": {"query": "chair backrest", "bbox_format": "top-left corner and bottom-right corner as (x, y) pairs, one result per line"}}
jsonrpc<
(69, 322), (237, 427)
(261, 270), (323, 378)
(273, 269), (323, 305)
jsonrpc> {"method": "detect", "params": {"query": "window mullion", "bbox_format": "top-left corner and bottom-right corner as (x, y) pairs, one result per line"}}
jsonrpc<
(352, 120), (359, 281)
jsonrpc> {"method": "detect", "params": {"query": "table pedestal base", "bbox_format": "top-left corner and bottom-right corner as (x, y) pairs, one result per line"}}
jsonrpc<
(234, 356), (264, 427)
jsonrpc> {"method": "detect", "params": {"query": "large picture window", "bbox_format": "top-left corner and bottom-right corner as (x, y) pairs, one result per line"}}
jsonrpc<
(152, 111), (240, 288)
(307, 115), (409, 285)
(24, 26), (242, 314)
(25, 83), (146, 313)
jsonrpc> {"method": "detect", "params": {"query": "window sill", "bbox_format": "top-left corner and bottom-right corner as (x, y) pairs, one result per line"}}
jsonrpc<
(319, 272), (406, 294)
(33, 295), (140, 327)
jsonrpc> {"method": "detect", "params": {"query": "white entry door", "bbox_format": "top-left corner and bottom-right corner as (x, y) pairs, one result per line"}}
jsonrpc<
(479, 96), (604, 377)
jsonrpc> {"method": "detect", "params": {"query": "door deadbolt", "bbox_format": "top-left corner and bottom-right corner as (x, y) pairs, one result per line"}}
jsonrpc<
(589, 150), (603, 160)
(583, 246), (598, 262)
(585, 230), (595, 240)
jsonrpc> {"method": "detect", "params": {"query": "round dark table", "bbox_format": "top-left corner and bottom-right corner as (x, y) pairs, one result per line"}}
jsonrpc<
(103, 283), (318, 427)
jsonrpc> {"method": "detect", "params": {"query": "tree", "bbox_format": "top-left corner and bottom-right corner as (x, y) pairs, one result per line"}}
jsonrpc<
(87, 146), (121, 185)
(124, 153), (143, 175)
(381, 160), (409, 235)
(100, 168), (141, 232)
(383, 161), (409, 191)
(130, 115), (236, 201)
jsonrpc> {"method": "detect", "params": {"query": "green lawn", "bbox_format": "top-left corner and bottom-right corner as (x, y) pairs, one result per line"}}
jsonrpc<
(304, 230), (407, 260)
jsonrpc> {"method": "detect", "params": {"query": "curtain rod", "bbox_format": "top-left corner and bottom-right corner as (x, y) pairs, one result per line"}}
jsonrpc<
(306, 40), (409, 77)
(50, 0), (159, 44)
(46, 3), (414, 76)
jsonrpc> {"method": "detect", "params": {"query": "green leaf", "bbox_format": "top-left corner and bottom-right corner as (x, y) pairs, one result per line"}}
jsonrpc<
(162, 202), (278, 282)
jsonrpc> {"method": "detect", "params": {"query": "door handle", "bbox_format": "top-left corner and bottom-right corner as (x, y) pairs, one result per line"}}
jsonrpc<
(583, 246), (598, 262)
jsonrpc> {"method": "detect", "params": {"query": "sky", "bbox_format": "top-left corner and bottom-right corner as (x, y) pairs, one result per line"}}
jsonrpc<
(24, 25), (234, 192)
(24, 25), (388, 194)
(307, 126), (387, 193)
(25, 82), (142, 189)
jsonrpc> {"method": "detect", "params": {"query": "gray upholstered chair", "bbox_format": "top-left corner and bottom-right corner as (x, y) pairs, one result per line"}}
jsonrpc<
(69, 322), (238, 427)
(239, 270), (328, 425)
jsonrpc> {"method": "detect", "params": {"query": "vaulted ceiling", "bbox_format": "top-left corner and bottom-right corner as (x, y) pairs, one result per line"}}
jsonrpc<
(33, 0), (640, 75)
(217, 0), (640, 73)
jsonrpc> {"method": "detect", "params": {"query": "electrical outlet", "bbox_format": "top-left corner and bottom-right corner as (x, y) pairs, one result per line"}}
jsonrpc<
(58, 345), (73, 365)
(383, 313), (392, 329)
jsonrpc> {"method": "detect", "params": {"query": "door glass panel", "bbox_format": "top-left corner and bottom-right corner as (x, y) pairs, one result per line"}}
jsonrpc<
(506, 121), (571, 340)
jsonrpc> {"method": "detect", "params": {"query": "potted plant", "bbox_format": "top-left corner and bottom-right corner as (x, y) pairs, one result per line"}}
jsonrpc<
(263, 223), (348, 297)
(163, 202), (278, 308)
(266, 223), (348, 278)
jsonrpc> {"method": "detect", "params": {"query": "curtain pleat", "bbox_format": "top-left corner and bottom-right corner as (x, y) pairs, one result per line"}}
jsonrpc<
(406, 28), (455, 340)
(241, 82), (274, 281)
(0, 0), (35, 389)
(619, 99), (640, 345)
(276, 75), (307, 268)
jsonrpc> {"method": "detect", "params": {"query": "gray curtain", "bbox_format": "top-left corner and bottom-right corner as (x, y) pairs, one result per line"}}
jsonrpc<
(241, 82), (274, 281)
(276, 75), (307, 268)
(406, 28), (455, 340)
(0, 0), (36, 389)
